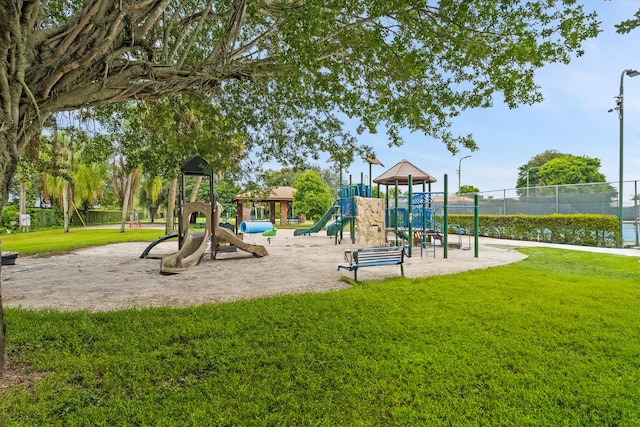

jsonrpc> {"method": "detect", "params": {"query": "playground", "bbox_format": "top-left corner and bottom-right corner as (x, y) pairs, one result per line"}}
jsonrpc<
(2, 227), (529, 312)
(6, 154), (635, 312)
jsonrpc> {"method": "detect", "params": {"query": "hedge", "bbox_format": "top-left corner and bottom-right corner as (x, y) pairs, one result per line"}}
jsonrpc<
(1, 207), (148, 234)
(448, 214), (620, 247)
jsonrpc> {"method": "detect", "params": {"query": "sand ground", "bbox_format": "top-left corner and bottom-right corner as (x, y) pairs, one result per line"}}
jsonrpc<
(2, 228), (525, 312)
(3, 228), (639, 312)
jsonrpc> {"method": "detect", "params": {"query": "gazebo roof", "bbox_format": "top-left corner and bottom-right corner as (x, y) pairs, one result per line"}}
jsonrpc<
(233, 186), (296, 202)
(373, 159), (437, 185)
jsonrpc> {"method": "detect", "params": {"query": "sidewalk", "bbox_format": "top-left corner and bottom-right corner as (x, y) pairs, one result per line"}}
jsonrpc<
(479, 236), (640, 257)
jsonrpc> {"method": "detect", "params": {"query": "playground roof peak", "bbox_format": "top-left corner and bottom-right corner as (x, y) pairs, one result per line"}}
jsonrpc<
(373, 159), (437, 185)
(181, 156), (212, 177)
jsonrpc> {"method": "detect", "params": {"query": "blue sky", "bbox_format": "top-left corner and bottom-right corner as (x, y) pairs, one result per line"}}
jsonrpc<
(312, 1), (640, 194)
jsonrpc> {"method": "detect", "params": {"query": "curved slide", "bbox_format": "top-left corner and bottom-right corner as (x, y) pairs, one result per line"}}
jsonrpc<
(216, 227), (268, 257)
(161, 202), (212, 274)
(294, 201), (339, 236)
(161, 202), (268, 274)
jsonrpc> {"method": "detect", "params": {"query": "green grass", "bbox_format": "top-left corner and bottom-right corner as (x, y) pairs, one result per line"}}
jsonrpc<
(2, 248), (640, 425)
(0, 228), (165, 255)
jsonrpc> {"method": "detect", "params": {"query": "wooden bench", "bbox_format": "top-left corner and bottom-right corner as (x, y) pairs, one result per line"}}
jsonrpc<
(337, 247), (406, 281)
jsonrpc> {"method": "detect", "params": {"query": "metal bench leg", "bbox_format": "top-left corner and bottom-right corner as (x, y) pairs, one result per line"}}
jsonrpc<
(400, 264), (404, 277)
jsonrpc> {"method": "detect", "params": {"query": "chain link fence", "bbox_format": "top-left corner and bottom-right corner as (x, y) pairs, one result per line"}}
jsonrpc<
(453, 181), (640, 246)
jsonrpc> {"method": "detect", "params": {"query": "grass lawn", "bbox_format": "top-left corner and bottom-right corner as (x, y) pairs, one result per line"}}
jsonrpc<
(0, 227), (166, 256)
(1, 247), (640, 425)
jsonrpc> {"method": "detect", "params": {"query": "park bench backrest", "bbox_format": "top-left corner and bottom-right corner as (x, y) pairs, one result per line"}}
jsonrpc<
(354, 247), (404, 265)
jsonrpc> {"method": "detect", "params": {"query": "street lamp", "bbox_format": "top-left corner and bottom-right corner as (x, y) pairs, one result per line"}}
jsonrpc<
(609, 68), (640, 245)
(526, 166), (541, 198)
(457, 155), (471, 195)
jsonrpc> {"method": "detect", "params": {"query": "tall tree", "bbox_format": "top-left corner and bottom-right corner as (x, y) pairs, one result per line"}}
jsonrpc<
(517, 151), (616, 198)
(293, 171), (334, 221)
(516, 150), (568, 190)
(538, 156), (607, 186)
(139, 175), (164, 222)
(94, 96), (244, 233)
(40, 131), (76, 232)
(263, 168), (302, 188)
(0, 0), (602, 375)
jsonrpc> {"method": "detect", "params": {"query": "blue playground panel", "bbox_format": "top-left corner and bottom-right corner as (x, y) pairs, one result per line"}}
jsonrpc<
(339, 184), (372, 217)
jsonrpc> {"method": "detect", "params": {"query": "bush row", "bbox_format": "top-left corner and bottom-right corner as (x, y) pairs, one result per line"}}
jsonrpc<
(1, 207), (147, 234)
(448, 214), (620, 247)
(70, 209), (135, 225)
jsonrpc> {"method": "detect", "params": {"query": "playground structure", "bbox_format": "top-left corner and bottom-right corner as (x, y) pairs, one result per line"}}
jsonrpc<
(140, 156), (268, 273)
(294, 200), (339, 237)
(294, 159), (479, 259)
(385, 190), (473, 258)
(294, 183), (372, 242)
(378, 167), (478, 258)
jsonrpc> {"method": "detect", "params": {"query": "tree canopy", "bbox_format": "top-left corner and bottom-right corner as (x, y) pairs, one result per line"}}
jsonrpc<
(1, 0), (600, 206)
(537, 156), (606, 186)
(616, 8), (640, 34)
(293, 171), (334, 221)
(516, 150), (567, 189)
(458, 184), (480, 195)
(516, 150), (610, 188)
(516, 150), (616, 198)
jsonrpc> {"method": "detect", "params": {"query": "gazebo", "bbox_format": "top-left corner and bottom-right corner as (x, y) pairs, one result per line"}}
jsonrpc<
(233, 186), (296, 227)
(372, 159), (438, 186)
(373, 159), (439, 256)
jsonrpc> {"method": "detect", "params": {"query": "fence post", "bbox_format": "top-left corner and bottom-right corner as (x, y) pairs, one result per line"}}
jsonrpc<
(635, 180), (639, 247)
(474, 194), (479, 258)
(503, 189), (506, 215)
(444, 174), (448, 259)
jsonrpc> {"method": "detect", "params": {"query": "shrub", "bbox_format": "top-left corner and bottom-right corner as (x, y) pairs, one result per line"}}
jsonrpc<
(448, 214), (620, 247)
(0, 203), (19, 234)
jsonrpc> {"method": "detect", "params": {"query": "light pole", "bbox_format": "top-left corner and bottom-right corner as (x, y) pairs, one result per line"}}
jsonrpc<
(610, 69), (640, 244)
(457, 155), (471, 195)
(526, 166), (541, 198)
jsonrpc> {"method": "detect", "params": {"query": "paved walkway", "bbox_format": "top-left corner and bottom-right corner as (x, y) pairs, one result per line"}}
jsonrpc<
(479, 236), (640, 257)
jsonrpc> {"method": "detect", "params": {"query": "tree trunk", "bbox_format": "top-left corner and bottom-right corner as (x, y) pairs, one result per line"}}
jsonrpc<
(111, 164), (121, 202)
(166, 178), (178, 235)
(20, 183), (26, 215)
(63, 181), (70, 232)
(0, 134), (21, 377)
(127, 169), (138, 218)
(190, 176), (203, 203)
(0, 241), (5, 376)
(120, 172), (134, 233)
